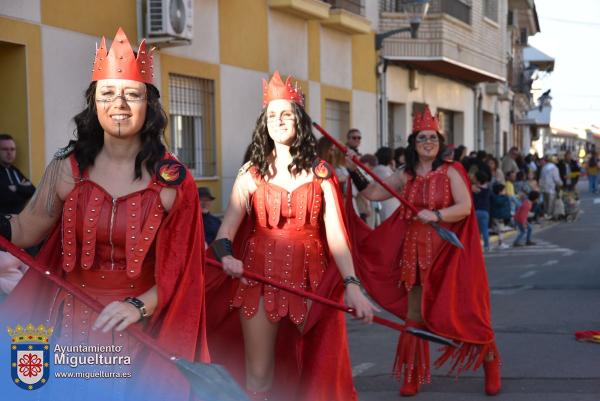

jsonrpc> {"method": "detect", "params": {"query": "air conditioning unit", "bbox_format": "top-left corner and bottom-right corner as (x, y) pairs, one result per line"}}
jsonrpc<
(145, 0), (193, 45)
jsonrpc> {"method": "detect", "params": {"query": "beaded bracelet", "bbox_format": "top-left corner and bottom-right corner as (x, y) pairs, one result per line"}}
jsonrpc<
(343, 276), (362, 288)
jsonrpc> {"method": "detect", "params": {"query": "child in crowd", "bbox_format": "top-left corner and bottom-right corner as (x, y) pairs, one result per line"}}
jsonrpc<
(505, 170), (519, 216)
(491, 183), (512, 249)
(514, 171), (531, 195)
(526, 170), (542, 222)
(473, 170), (492, 251)
(513, 191), (540, 247)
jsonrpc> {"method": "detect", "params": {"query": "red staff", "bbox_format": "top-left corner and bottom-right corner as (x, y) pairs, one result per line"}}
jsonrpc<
(312, 122), (463, 249)
(205, 257), (455, 347)
(0, 236), (248, 401)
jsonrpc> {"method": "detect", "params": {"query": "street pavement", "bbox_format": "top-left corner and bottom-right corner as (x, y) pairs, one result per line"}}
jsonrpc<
(348, 181), (600, 401)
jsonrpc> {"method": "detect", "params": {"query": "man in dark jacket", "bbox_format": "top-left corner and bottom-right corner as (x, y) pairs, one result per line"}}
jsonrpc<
(557, 151), (581, 191)
(0, 134), (35, 214)
(198, 186), (221, 246)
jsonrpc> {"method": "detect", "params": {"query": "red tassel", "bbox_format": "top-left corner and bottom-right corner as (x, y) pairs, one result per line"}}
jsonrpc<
(434, 341), (502, 395)
(434, 341), (501, 376)
(393, 319), (431, 396)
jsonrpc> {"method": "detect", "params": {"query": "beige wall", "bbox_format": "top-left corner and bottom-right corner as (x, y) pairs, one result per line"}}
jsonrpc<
(0, 0), (40, 23)
(307, 81), (322, 124)
(268, 9), (308, 80)
(0, 42), (29, 175)
(164, 0), (220, 64)
(219, 65), (264, 210)
(41, 26), (97, 162)
(352, 90), (378, 153)
(320, 27), (352, 89)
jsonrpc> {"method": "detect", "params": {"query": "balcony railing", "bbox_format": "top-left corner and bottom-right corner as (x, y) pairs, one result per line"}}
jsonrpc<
(322, 0), (364, 16)
(381, 0), (471, 25)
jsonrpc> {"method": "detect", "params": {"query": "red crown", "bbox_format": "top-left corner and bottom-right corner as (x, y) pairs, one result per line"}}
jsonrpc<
(91, 27), (154, 84)
(262, 71), (304, 108)
(412, 105), (440, 132)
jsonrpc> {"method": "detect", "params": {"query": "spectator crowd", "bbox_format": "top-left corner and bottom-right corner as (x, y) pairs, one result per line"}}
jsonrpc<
(316, 129), (594, 253)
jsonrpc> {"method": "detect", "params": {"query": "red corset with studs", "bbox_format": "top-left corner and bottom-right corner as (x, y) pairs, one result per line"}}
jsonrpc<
(51, 155), (165, 347)
(232, 170), (326, 325)
(398, 163), (453, 291)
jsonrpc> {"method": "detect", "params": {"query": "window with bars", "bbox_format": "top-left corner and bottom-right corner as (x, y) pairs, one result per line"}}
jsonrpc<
(483, 0), (498, 21)
(325, 99), (350, 140)
(169, 74), (217, 178)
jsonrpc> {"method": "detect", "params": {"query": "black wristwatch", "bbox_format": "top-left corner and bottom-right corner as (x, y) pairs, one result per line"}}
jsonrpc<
(124, 297), (149, 319)
(432, 209), (443, 223)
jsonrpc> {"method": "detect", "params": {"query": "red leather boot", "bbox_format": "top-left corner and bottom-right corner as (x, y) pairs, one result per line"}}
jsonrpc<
(484, 354), (501, 395)
(393, 319), (431, 397)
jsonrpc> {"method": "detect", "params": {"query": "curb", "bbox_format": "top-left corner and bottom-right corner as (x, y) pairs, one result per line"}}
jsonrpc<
(484, 221), (559, 247)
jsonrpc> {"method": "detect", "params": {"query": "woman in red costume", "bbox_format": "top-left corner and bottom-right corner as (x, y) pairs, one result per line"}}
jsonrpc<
(205, 71), (377, 401)
(0, 28), (208, 399)
(346, 105), (501, 396)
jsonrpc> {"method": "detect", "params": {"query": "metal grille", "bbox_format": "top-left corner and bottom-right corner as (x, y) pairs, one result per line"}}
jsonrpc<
(148, 0), (165, 32)
(323, 0), (365, 16)
(169, 74), (216, 177)
(325, 99), (350, 140)
(381, 0), (429, 13)
(483, 0), (498, 21)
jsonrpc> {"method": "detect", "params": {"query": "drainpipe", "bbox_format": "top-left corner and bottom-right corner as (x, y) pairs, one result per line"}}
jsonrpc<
(377, 58), (389, 148)
(136, 0), (143, 43)
(472, 85), (483, 151)
(494, 97), (500, 157)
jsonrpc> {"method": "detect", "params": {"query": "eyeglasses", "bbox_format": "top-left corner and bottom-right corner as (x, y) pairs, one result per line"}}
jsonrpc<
(267, 111), (295, 123)
(350, 136), (362, 140)
(415, 135), (439, 143)
(96, 94), (147, 104)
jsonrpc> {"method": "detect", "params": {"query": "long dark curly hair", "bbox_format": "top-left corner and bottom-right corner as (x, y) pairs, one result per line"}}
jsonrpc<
(404, 131), (447, 178)
(71, 81), (167, 179)
(248, 102), (317, 177)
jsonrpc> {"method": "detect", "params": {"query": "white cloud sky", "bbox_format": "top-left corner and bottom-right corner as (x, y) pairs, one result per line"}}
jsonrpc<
(528, 0), (600, 127)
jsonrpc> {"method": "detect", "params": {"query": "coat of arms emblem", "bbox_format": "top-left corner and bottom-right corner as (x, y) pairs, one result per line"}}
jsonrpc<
(8, 323), (53, 390)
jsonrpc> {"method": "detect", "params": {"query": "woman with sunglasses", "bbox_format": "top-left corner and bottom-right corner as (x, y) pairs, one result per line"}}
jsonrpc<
(0, 28), (208, 399)
(347, 105), (501, 397)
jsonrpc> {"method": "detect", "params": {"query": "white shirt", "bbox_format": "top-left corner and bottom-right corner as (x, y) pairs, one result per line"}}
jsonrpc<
(539, 163), (561, 194)
(372, 164), (400, 221)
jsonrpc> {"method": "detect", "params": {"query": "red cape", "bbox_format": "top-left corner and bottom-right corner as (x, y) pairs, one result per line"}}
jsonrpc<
(1, 153), (209, 397)
(204, 172), (357, 401)
(346, 162), (495, 345)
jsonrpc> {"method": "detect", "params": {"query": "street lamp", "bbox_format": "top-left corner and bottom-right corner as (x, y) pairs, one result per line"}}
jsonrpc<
(376, 0), (430, 147)
(375, 0), (430, 50)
